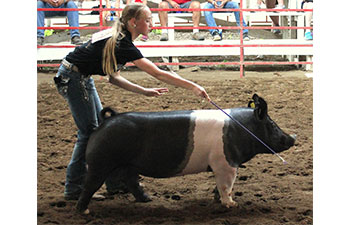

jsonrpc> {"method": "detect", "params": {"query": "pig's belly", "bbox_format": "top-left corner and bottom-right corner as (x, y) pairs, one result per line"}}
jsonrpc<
(178, 110), (228, 175)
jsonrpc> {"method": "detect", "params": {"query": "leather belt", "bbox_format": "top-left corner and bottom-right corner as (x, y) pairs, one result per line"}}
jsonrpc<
(62, 58), (79, 73)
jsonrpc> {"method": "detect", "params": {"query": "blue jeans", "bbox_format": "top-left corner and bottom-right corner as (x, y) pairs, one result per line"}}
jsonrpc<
(55, 65), (121, 196)
(165, 1), (193, 10)
(37, 1), (80, 38)
(203, 1), (248, 35)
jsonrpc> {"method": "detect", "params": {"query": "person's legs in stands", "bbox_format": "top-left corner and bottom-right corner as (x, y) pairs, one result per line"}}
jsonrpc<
(225, 1), (249, 39)
(62, 1), (82, 44)
(37, 1), (59, 44)
(266, 0), (280, 34)
(65, 1), (81, 40)
(303, 2), (313, 40)
(203, 2), (222, 41)
(37, 1), (46, 44)
(158, 1), (170, 41)
(203, 3), (217, 35)
(184, 1), (204, 40)
(275, 0), (285, 8)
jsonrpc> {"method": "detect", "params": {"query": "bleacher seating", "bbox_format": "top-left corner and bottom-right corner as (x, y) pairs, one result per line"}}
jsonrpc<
(38, 0), (313, 70)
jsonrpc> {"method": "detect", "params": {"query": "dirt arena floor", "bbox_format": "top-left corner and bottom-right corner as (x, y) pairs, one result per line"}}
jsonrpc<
(37, 69), (313, 224)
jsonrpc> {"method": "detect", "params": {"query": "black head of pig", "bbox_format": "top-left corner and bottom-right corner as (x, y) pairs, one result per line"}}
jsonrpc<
(224, 94), (296, 167)
(247, 94), (296, 154)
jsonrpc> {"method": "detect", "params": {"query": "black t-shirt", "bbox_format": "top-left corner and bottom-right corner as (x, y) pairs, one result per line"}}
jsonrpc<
(65, 30), (143, 76)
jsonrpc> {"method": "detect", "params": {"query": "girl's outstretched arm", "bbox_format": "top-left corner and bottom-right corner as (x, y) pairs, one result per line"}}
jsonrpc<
(109, 71), (169, 97)
(133, 58), (211, 101)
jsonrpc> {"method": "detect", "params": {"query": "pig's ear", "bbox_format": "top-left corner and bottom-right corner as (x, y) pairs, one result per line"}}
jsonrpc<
(252, 93), (260, 102)
(250, 94), (260, 108)
(253, 95), (268, 120)
(248, 100), (255, 108)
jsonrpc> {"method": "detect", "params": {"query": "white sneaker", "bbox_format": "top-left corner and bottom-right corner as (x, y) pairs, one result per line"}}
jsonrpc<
(160, 33), (168, 41)
(256, 4), (265, 9)
(213, 33), (222, 41)
(243, 33), (250, 41)
(274, 5), (285, 9)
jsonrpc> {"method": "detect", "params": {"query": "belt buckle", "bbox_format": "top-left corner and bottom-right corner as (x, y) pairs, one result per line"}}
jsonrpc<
(63, 59), (73, 70)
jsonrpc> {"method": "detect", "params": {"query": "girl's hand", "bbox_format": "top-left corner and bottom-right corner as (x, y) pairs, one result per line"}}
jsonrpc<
(143, 88), (169, 97)
(193, 85), (211, 102)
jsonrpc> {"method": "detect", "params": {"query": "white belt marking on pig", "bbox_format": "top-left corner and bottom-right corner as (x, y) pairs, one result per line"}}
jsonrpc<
(179, 110), (230, 175)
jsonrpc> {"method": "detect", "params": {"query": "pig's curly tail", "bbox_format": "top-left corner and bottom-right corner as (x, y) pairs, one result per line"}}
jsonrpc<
(99, 107), (118, 124)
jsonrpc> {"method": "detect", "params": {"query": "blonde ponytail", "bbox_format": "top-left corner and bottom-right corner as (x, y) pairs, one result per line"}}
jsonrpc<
(102, 3), (147, 75)
(102, 21), (124, 75)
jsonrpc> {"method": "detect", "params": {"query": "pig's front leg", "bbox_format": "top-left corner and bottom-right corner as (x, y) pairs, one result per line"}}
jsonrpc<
(215, 168), (238, 208)
(209, 152), (238, 208)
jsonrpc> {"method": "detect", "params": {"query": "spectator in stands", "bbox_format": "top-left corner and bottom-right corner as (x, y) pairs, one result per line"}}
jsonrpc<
(104, 0), (122, 20)
(203, 0), (250, 41)
(127, 0), (148, 4)
(158, 0), (205, 41)
(256, 0), (286, 34)
(37, 0), (82, 45)
(104, 1), (148, 20)
(301, 0), (313, 40)
(54, 3), (210, 200)
(257, 0), (285, 9)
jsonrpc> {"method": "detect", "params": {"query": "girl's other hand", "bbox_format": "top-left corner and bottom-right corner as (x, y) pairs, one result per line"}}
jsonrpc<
(143, 88), (169, 97)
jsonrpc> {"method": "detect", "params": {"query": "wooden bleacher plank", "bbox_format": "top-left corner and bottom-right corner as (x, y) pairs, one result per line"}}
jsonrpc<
(136, 39), (313, 57)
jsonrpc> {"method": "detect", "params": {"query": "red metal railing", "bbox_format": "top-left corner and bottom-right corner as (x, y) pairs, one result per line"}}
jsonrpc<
(37, 0), (313, 77)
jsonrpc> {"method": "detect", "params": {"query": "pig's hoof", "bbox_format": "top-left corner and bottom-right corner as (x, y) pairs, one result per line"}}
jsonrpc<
(76, 207), (90, 215)
(92, 193), (105, 201)
(136, 194), (152, 203)
(223, 200), (238, 208)
(83, 209), (90, 215)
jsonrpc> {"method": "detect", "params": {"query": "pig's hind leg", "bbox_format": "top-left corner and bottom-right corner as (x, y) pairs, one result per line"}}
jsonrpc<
(123, 167), (152, 202)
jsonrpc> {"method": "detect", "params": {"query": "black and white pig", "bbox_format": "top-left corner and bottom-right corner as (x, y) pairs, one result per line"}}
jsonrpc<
(76, 94), (295, 214)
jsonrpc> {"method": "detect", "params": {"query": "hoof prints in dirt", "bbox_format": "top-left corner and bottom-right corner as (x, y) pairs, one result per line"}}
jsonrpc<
(49, 201), (66, 208)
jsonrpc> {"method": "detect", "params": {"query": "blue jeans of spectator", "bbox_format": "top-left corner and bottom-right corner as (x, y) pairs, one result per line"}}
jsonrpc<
(204, 1), (248, 35)
(55, 65), (122, 196)
(164, 1), (193, 10)
(37, 1), (80, 38)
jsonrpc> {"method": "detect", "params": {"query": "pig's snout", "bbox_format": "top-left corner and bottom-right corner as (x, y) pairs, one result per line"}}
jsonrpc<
(285, 133), (296, 148)
(290, 134), (297, 141)
(289, 134), (297, 147)
(278, 133), (296, 152)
